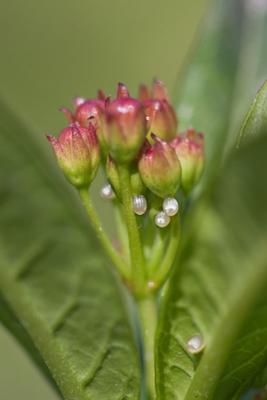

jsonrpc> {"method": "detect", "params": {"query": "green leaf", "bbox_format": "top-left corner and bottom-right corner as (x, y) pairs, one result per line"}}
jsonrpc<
(174, 0), (244, 185)
(0, 100), (140, 400)
(238, 81), (267, 146)
(175, 0), (267, 188)
(158, 2), (267, 395)
(156, 130), (267, 398)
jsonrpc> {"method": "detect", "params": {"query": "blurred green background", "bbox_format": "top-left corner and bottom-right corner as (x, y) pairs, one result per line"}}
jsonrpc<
(0, 0), (207, 398)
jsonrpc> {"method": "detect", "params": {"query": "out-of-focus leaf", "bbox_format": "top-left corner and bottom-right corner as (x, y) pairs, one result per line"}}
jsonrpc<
(156, 132), (267, 399)
(222, 0), (267, 157)
(175, 0), (267, 189)
(0, 101), (140, 400)
(0, 294), (62, 397)
(238, 81), (267, 146)
(157, 1), (267, 396)
(174, 0), (244, 186)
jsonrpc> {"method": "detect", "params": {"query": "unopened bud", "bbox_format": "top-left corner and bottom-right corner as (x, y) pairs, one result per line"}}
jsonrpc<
(102, 93), (147, 163)
(171, 128), (204, 194)
(138, 134), (181, 198)
(47, 123), (100, 189)
(141, 80), (177, 141)
(117, 82), (130, 98)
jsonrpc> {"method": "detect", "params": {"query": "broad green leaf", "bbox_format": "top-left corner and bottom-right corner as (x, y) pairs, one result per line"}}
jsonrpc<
(238, 81), (267, 146)
(0, 100), (140, 400)
(156, 132), (267, 398)
(0, 293), (61, 396)
(156, 130), (267, 399)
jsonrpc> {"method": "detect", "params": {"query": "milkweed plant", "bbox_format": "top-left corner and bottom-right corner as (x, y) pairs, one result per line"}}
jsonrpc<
(1, 0), (267, 399)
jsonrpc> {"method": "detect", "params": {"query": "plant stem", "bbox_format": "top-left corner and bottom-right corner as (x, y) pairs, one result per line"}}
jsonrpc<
(79, 188), (130, 279)
(154, 215), (181, 285)
(114, 201), (130, 264)
(117, 165), (146, 295)
(147, 230), (167, 277)
(137, 295), (157, 400)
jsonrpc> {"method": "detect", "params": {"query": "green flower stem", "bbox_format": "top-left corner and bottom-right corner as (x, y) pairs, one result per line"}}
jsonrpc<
(79, 188), (130, 279)
(137, 294), (157, 400)
(114, 202), (130, 264)
(117, 165), (146, 295)
(154, 215), (181, 285)
(147, 230), (167, 277)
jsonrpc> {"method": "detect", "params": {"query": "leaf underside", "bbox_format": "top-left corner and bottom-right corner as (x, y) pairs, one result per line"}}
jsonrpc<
(0, 101), (140, 400)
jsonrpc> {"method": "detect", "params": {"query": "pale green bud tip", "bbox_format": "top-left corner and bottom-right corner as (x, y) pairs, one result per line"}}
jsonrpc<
(47, 122), (100, 189)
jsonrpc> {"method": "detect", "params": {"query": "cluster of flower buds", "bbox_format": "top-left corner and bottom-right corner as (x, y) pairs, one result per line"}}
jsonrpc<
(47, 80), (205, 227)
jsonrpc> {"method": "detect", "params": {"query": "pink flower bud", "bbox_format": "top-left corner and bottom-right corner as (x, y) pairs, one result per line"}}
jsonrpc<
(102, 97), (147, 163)
(97, 89), (106, 101)
(117, 82), (130, 99)
(47, 123), (100, 189)
(138, 84), (151, 102)
(171, 128), (204, 193)
(74, 99), (107, 152)
(152, 79), (170, 101)
(75, 99), (105, 128)
(138, 134), (181, 198)
(141, 80), (177, 142)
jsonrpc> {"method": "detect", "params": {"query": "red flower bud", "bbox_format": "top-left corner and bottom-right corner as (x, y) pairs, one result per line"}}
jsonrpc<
(152, 79), (170, 101)
(75, 99), (105, 128)
(47, 123), (100, 189)
(171, 128), (204, 193)
(138, 134), (181, 198)
(102, 96), (147, 163)
(97, 89), (106, 101)
(117, 82), (130, 99)
(72, 99), (107, 152)
(138, 84), (151, 102)
(140, 80), (177, 142)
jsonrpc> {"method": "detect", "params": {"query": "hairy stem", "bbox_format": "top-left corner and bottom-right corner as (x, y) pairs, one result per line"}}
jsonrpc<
(79, 188), (130, 279)
(117, 165), (146, 295)
(137, 295), (157, 400)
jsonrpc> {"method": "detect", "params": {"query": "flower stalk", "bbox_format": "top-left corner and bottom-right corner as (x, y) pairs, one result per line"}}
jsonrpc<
(137, 294), (158, 400)
(78, 188), (130, 280)
(117, 164), (146, 296)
